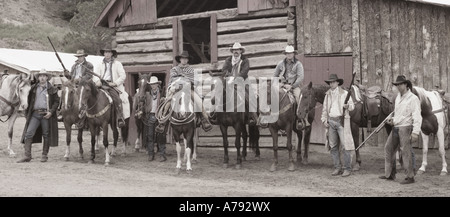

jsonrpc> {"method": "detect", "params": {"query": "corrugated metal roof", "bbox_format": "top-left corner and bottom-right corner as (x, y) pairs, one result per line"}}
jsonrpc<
(0, 48), (104, 75)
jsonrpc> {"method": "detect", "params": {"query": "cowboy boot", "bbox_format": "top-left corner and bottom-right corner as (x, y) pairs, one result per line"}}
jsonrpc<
(17, 139), (32, 163)
(41, 138), (50, 162)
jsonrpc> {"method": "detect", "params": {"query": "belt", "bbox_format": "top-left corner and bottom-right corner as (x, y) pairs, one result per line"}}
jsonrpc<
(34, 109), (47, 112)
(329, 116), (343, 122)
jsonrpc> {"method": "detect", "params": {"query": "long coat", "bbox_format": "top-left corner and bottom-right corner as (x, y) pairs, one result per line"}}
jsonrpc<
(93, 59), (130, 119)
(222, 55), (250, 79)
(20, 82), (60, 146)
(70, 60), (93, 80)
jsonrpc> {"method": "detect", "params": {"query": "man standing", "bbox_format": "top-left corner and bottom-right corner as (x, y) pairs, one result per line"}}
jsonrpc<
(145, 76), (166, 162)
(66, 49), (93, 81)
(271, 45), (304, 129)
(321, 74), (355, 177)
(92, 46), (129, 128)
(156, 51), (212, 133)
(379, 75), (421, 184)
(221, 42), (258, 125)
(17, 69), (60, 163)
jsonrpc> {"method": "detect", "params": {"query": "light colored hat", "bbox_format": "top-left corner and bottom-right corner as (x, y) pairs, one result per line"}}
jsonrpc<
(283, 45), (298, 54)
(35, 68), (52, 77)
(74, 49), (88, 57)
(229, 42), (246, 53)
(147, 76), (161, 85)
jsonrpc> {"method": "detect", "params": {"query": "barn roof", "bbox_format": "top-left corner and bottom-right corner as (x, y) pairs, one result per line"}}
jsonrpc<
(0, 48), (104, 75)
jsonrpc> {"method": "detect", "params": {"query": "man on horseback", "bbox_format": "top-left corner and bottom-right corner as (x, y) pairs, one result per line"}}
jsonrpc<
(267, 45), (304, 129)
(221, 42), (258, 126)
(18, 69), (60, 163)
(156, 51), (213, 133)
(379, 75), (421, 184)
(66, 49), (93, 82)
(321, 74), (355, 177)
(92, 46), (128, 128)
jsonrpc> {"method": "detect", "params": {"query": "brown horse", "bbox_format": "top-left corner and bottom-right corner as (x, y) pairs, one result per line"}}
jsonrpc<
(78, 78), (130, 165)
(133, 73), (150, 152)
(0, 73), (31, 157)
(298, 82), (394, 170)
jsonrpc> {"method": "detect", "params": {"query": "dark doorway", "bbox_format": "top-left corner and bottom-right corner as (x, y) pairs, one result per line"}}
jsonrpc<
(157, 0), (237, 18)
(182, 18), (211, 65)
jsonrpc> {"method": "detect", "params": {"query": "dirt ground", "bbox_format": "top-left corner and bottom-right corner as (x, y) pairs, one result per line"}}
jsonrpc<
(0, 117), (449, 197)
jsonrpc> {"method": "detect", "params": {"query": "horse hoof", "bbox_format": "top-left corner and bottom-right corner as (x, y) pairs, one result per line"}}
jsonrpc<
(9, 154), (16, 158)
(135, 149), (140, 153)
(255, 156), (260, 161)
(186, 170), (192, 175)
(222, 164), (228, 169)
(88, 160), (94, 164)
(235, 164), (241, 170)
(64, 157), (69, 162)
(302, 159), (309, 165)
(353, 164), (361, 171)
(104, 162), (110, 166)
(242, 157), (247, 161)
(269, 164), (277, 172)
(192, 159), (197, 164)
(176, 168), (181, 175)
(440, 171), (447, 176)
(417, 170), (425, 175)
(288, 163), (296, 171)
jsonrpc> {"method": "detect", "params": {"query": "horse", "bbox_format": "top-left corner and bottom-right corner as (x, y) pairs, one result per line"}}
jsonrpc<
(0, 73), (31, 157)
(263, 80), (300, 172)
(298, 82), (394, 170)
(78, 78), (130, 165)
(411, 87), (447, 175)
(209, 74), (258, 169)
(133, 73), (150, 152)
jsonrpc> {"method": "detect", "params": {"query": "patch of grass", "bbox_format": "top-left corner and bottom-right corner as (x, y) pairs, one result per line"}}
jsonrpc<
(0, 20), (70, 51)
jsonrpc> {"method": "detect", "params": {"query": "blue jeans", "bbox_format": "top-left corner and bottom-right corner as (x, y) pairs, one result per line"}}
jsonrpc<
(25, 111), (49, 140)
(145, 113), (166, 156)
(328, 118), (352, 171)
(386, 126), (416, 178)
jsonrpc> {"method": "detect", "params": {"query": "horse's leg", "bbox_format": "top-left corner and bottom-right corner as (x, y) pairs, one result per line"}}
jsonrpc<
(269, 127), (278, 172)
(185, 128), (195, 173)
(220, 125), (229, 168)
(249, 125), (260, 160)
(287, 127), (295, 171)
(77, 127), (84, 160)
(437, 127), (447, 175)
(235, 124), (243, 169)
(296, 129), (303, 164)
(418, 132), (429, 174)
(242, 125), (248, 161)
(103, 123), (111, 166)
(120, 125), (127, 156)
(7, 112), (18, 157)
(134, 125), (141, 152)
(89, 125), (96, 164)
(111, 125), (119, 156)
(63, 122), (72, 161)
(175, 132), (182, 174)
(352, 122), (361, 171)
(95, 127), (100, 153)
(303, 125), (312, 165)
(192, 128), (198, 164)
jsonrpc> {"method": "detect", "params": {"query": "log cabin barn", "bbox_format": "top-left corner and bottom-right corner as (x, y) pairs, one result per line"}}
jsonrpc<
(94, 0), (450, 148)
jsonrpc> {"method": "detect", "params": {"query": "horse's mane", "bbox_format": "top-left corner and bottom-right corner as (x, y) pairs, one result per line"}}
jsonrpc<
(79, 78), (98, 97)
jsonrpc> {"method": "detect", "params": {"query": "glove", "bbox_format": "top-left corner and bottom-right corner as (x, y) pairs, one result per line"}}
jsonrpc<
(410, 133), (419, 143)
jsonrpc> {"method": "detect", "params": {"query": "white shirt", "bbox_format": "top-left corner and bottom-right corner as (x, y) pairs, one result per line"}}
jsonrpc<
(393, 90), (422, 135)
(103, 61), (112, 81)
(329, 87), (342, 118)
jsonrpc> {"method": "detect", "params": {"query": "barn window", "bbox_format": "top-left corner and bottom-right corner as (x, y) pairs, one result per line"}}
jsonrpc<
(180, 17), (211, 65)
(157, 0), (237, 18)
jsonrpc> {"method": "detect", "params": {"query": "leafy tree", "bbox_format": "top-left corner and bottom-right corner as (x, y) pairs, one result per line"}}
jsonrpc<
(62, 0), (113, 55)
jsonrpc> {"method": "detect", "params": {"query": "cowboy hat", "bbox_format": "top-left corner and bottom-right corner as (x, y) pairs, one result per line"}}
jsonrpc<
(392, 75), (412, 89)
(175, 51), (192, 63)
(229, 42), (246, 53)
(283, 45), (298, 54)
(147, 76), (162, 85)
(35, 69), (52, 77)
(100, 46), (118, 57)
(325, 74), (344, 86)
(74, 49), (88, 57)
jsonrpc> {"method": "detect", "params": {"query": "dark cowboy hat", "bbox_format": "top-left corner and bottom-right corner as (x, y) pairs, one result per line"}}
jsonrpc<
(74, 49), (88, 57)
(100, 46), (118, 57)
(175, 51), (192, 63)
(325, 74), (344, 86)
(392, 75), (412, 89)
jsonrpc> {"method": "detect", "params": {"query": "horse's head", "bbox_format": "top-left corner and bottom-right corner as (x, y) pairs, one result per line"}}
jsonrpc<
(78, 78), (98, 116)
(135, 74), (150, 118)
(60, 80), (78, 112)
(298, 82), (317, 121)
(15, 73), (32, 111)
(172, 90), (194, 120)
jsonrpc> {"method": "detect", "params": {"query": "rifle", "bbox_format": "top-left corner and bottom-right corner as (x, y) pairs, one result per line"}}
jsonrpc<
(47, 37), (68, 74)
(342, 70), (357, 150)
(355, 111), (394, 151)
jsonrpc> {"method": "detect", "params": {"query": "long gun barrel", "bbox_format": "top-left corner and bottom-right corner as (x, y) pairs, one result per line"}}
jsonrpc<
(47, 37), (68, 72)
(355, 111), (394, 151)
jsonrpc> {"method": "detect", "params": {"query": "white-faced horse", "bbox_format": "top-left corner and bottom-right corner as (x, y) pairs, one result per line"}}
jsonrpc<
(411, 87), (447, 175)
(0, 73), (31, 157)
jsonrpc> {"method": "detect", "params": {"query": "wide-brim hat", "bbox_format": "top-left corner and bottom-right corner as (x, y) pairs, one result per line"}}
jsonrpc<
(147, 76), (162, 85)
(74, 49), (88, 57)
(392, 75), (412, 89)
(283, 45), (298, 54)
(325, 74), (344, 86)
(35, 69), (52, 77)
(100, 46), (118, 57)
(229, 42), (246, 53)
(175, 51), (192, 63)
